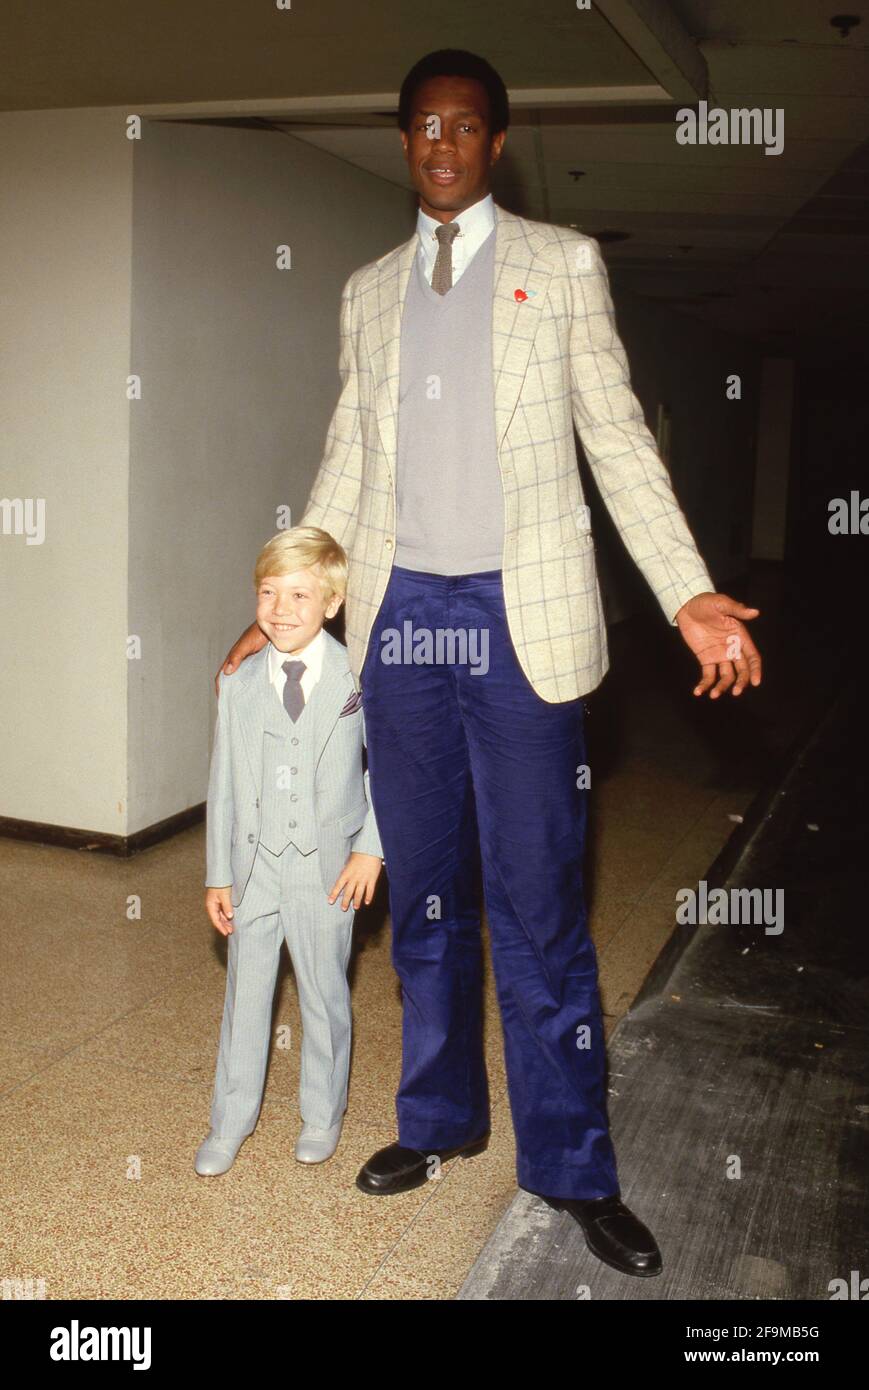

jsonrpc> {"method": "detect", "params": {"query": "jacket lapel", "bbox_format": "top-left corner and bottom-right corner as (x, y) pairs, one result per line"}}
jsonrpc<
(309, 631), (355, 768)
(364, 202), (554, 473)
(235, 646), (270, 793)
(490, 208), (554, 451)
(235, 636), (355, 785)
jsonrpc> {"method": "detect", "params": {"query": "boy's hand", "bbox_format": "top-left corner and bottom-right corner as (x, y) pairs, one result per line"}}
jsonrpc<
(214, 622), (268, 695)
(328, 853), (382, 911)
(205, 887), (235, 936)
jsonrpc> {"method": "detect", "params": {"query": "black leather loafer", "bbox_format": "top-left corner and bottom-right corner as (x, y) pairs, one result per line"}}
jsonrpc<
(356, 1135), (490, 1195)
(543, 1194), (663, 1277)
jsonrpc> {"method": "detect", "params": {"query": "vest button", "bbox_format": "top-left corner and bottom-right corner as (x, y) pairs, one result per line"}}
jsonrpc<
(288, 820), (297, 829)
(290, 767), (298, 775)
(290, 794), (298, 802)
(291, 738), (299, 746)
(247, 833), (255, 843)
(385, 538), (394, 548)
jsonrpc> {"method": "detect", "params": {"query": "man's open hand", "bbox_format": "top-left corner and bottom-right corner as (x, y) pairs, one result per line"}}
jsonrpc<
(328, 852), (382, 911)
(675, 592), (762, 699)
(214, 622), (268, 695)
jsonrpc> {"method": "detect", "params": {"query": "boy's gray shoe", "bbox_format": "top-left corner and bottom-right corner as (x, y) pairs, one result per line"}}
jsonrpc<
(194, 1133), (244, 1176)
(295, 1121), (342, 1164)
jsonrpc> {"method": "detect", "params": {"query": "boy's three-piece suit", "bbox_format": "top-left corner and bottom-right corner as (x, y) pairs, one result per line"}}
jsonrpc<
(206, 630), (382, 1140)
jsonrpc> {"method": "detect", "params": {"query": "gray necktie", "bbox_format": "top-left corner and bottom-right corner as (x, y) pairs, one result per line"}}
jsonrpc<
(432, 221), (461, 295)
(282, 659), (306, 722)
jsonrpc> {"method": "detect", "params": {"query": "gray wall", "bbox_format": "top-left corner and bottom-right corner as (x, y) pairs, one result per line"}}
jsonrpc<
(0, 108), (133, 835)
(127, 120), (413, 834)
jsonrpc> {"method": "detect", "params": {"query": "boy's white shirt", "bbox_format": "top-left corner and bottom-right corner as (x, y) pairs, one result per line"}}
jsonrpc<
(266, 627), (326, 705)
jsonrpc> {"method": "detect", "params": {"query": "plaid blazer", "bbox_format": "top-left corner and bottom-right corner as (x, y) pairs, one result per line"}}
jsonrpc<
(300, 202), (714, 702)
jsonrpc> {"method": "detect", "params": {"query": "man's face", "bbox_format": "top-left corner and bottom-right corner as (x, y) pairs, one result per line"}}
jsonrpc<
(400, 74), (506, 222)
(255, 568), (342, 655)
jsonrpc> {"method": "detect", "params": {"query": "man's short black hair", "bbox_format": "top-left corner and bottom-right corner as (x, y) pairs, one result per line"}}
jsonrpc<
(398, 49), (510, 137)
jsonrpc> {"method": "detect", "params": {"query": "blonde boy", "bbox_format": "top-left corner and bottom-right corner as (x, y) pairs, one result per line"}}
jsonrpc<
(196, 527), (382, 1175)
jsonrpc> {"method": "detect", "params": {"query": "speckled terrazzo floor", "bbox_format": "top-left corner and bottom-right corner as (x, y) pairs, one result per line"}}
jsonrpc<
(0, 576), (836, 1300)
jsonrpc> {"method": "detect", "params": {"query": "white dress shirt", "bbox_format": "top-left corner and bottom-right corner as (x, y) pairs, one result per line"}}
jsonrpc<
(416, 191), (495, 288)
(268, 626), (325, 709)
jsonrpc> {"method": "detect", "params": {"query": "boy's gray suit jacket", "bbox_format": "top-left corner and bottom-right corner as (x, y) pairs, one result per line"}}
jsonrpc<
(206, 631), (383, 906)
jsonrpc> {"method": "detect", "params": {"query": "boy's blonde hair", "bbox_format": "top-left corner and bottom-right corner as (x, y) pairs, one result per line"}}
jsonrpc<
(254, 526), (348, 603)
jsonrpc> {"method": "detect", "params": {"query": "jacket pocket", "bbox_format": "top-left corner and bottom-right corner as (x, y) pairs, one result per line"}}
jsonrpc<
(338, 801), (368, 837)
(560, 509), (594, 555)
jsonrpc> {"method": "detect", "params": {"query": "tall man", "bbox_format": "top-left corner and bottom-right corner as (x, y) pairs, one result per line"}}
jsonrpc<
(219, 50), (761, 1277)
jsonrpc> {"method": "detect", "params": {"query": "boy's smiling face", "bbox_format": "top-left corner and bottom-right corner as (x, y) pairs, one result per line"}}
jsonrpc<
(256, 568), (342, 655)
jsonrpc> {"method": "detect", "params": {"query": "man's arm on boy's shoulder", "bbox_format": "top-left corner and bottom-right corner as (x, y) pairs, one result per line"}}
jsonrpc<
(216, 622), (267, 689)
(205, 672), (235, 888)
(298, 271), (365, 551)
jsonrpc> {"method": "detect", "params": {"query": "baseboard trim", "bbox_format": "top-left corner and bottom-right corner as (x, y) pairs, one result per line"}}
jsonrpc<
(0, 803), (205, 858)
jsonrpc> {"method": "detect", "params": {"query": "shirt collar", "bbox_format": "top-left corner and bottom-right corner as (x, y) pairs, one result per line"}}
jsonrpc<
(416, 191), (495, 251)
(268, 625), (326, 683)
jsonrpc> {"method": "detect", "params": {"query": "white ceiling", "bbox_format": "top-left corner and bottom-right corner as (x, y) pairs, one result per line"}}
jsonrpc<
(3, 0), (868, 356)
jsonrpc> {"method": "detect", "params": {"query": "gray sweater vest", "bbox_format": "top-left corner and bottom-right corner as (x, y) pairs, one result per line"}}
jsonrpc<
(259, 681), (318, 856)
(393, 227), (504, 574)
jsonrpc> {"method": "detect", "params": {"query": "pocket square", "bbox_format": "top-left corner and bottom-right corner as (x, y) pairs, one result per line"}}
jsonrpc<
(339, 689), (363, 718)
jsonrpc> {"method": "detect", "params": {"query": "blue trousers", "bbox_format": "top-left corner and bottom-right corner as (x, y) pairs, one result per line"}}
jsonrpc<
(360, 565), (619, 1199)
